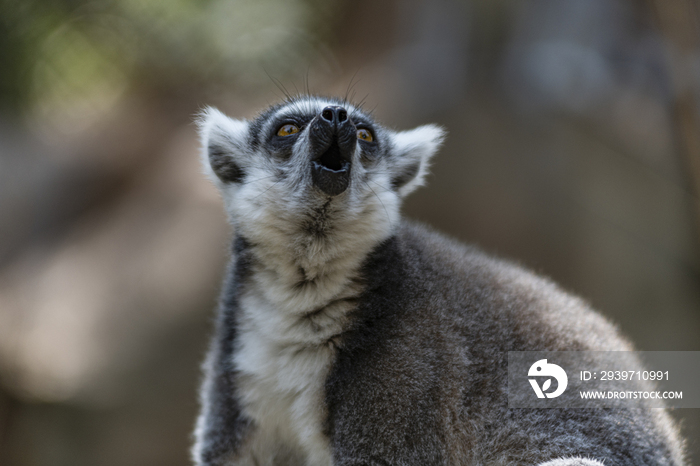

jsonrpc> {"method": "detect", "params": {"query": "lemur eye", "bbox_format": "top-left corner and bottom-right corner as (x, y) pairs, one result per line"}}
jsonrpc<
(357, 128), (373, 142)
(277, 124), (300, 137)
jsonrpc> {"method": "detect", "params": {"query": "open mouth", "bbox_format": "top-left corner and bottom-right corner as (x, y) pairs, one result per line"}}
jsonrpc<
(311, 140), (351, 196)
(315, 140), (349, 173)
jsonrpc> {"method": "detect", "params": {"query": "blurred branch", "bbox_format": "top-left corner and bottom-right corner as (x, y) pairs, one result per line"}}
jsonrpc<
(647, 0), (700, 248)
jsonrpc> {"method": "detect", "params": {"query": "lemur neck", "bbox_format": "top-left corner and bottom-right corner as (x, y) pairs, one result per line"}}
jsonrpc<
(238, 222), (393, 315)
(232, 189), (399, 315)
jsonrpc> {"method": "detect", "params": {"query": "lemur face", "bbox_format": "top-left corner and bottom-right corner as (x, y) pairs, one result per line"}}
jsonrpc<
(198, 96), (444, 246)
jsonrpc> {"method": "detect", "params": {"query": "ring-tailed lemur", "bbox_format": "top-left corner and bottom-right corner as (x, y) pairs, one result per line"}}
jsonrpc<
(192, 95), (686, 466)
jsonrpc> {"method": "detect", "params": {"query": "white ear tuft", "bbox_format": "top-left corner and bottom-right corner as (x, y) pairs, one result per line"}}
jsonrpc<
(195, 106), (250, 186)
(390, 124), (446, 197)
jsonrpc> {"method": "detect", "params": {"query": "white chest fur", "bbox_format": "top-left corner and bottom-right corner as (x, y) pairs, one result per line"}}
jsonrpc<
(233, 274), (361, 466)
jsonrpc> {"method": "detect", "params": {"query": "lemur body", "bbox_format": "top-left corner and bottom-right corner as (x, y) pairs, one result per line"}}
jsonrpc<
(193, 96), (686, 466)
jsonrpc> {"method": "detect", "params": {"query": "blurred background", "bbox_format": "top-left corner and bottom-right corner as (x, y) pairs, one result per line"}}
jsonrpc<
(0, 0), (699, 464)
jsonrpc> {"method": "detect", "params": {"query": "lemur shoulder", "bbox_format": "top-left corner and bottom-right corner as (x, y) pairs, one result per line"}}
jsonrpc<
(192, 95), (686, 466)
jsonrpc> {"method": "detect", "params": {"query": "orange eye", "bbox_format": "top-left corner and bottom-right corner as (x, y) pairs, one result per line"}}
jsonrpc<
(357, 128), (373, 142)
(277, 124), (300, 136)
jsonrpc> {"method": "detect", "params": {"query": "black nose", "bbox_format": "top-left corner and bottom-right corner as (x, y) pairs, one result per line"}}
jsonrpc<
(320, 106), (348, 125)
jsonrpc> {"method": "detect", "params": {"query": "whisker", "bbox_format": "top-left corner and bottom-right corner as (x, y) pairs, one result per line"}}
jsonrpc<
(366, 102), (379, 116)
(362, 179), (393, 230)
(355, 93), (370, 111)
(251, 179), (283, 201)
(344, 70), (361, 104)
(264, 67), (291, 100)
(365, 178), (395, 193)
(241, 174), (280, 185)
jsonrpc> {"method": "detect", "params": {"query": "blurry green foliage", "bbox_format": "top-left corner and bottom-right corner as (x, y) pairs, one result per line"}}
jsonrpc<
(0, 0), (342, 124)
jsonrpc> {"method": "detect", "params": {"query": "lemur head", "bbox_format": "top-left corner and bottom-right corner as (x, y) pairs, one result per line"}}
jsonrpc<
(198, 95), (444, 270)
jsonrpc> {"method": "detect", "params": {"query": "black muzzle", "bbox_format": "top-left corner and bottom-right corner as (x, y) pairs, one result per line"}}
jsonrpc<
(309, 106), (356, 196)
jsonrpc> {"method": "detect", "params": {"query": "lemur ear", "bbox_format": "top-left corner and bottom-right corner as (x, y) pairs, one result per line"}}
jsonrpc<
(389, 124), (446, 197)
(196, 106), (250, 185)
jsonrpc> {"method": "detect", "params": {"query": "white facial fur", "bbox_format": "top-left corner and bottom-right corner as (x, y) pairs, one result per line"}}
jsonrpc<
(197, 98), (444, 307)
(196, 96), (444, 464)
